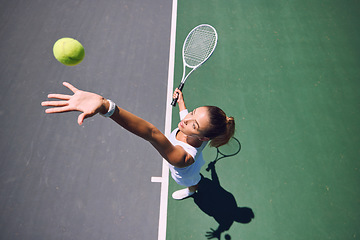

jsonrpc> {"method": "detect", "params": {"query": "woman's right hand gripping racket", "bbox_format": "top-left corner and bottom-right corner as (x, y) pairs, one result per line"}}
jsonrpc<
(171, 24), (218, 106)
(206, 137), (241, 171)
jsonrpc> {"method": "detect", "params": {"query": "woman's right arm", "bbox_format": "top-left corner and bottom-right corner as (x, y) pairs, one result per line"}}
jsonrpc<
(42, 82), (194, 168)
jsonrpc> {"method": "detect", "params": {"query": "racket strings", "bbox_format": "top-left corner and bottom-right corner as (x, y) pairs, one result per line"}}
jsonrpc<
(184, 27), (217, 67)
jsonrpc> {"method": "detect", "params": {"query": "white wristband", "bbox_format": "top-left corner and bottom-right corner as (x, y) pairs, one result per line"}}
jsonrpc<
(179, 109), (189, 120)
(101, 99), (116, 117)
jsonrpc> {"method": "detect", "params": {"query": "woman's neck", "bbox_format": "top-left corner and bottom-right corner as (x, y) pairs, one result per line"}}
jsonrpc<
(176, 130), (203, 148)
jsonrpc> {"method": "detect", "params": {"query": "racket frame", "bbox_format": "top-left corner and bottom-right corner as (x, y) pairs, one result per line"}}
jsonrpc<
(171, 24), (218, 106)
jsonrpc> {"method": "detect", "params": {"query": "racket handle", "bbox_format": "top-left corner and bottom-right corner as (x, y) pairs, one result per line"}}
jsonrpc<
(171, 97), (178, 106)
(206, 161), (216, 171)
(171, 83), (185, 107)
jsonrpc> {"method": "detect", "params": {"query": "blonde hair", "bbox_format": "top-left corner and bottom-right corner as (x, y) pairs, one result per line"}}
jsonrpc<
(203, 106), (235, 148)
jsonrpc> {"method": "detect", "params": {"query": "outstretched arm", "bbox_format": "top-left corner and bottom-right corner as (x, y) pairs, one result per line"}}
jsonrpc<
(109, 106), (194, 167)
(41, 82), (194, 168)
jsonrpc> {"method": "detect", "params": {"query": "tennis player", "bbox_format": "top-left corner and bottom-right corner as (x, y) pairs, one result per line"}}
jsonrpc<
(41, 82), (235, 200)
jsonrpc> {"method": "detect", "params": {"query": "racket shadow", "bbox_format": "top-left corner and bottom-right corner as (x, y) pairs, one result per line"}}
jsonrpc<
(206, 137), (242, 171)
(192, 164), (254, 240)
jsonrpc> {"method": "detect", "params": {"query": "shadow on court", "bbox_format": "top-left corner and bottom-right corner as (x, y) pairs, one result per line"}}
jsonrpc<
(191, 156), (255, 239)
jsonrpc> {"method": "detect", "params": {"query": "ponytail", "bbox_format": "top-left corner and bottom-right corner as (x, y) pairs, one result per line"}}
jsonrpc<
(204, 106), (235, 148)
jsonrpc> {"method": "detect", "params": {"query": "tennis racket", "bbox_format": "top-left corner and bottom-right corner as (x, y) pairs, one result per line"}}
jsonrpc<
(206, 137), (241, 171)
(171, 24), (218, 106)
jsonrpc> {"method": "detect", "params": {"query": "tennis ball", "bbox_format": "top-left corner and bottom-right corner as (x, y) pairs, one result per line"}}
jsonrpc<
(53, 37), (85, 66)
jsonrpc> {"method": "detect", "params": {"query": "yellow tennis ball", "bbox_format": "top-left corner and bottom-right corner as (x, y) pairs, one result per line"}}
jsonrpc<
(53, 37), (85, 66)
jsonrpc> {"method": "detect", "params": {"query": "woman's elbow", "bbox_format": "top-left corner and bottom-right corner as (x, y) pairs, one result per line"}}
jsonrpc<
(148, 126), (161, 141)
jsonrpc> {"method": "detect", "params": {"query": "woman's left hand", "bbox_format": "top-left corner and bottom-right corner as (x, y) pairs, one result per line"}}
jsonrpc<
(41, 82), (108, 125)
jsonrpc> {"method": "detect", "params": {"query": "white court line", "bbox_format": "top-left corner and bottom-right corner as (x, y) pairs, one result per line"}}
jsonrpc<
(151, 1), (178, 240)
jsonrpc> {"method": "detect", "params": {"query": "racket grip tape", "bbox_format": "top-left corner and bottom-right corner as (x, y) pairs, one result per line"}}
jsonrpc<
(171, 83), (185, 107)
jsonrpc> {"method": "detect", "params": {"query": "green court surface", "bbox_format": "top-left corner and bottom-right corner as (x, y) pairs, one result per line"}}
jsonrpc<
(167, 1), (360, 239)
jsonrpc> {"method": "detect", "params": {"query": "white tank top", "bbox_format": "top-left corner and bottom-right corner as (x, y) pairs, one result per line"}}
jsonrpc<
(167, 109), (208, 186)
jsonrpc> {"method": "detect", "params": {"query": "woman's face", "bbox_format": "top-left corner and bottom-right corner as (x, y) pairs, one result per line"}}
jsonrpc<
(178, 107), (211, 139)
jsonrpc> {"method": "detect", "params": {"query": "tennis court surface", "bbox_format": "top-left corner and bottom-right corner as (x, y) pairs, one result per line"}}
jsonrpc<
(0, 1), (170, 239)
(0, 1), (359, 240)
(167, 1), (360, 239)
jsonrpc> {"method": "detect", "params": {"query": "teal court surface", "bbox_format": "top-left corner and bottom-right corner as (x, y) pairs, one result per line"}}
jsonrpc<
(0, 1), (359, 240)
(167, 1), (360, 239)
